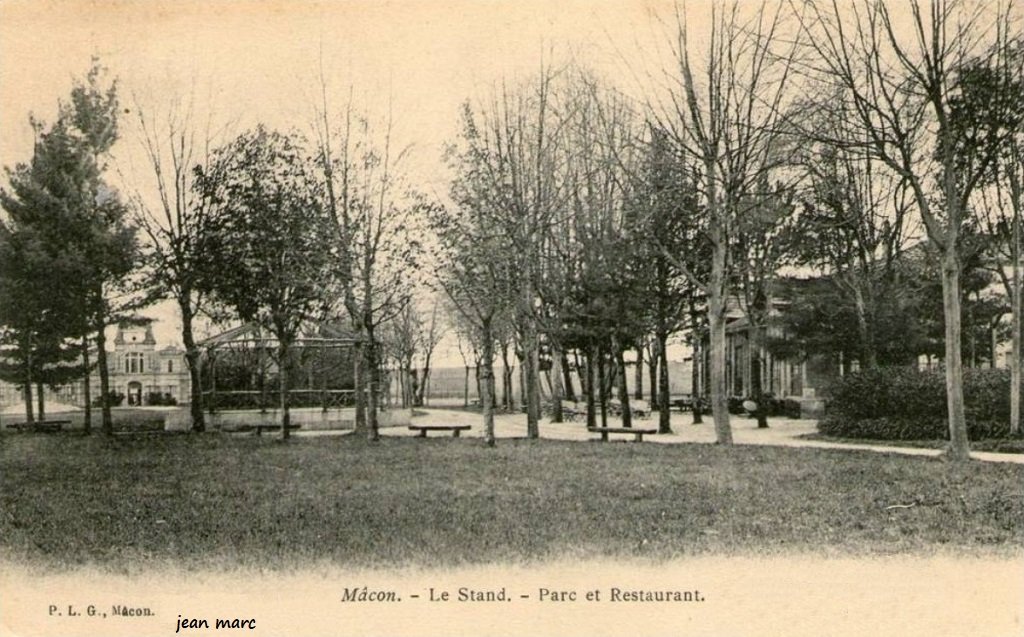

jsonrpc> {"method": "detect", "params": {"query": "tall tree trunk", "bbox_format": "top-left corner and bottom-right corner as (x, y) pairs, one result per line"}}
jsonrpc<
(36, 381), (45, 422)
(691, 326), (703, 425)
(500, 343), (512, 411)
(481, 318), (496, 447)
(634, 342), (644, 400)
(258, 343), (268, 413)
(526, 343), (541, 437)
(95, 324), (113, 436)
(941, 248), (969, 460)
(352, 340), (366, 433)
(561, 351), (576, 401)
(648, 341), (659, 407)
(463, 365), (470, 407)
(584, 348), (596, 429)
(1012, 206), (1021, 435)
(23, 362), (34, 424)
(853, 285), (877, 369)
(550, 344), (564, 423)
(406, 367), (413, 407)
(578, 350), (589, 398)
(416, 351), (432, 406)
(181, 301), (205, 432)
(1011, 223), (1019, 434)
(708, 289), (733, 445)
(657, 331), (672, 434)
(475, 363), (482, 407)
(366, 328), (380, 442)
(750, 341), (768, 428)
(748, 304), (769, 429)
(81, 335), (92, 433)
(278, 343), (291, 440)
(615, 342), (632, 429)
(597, 346), (608, 429)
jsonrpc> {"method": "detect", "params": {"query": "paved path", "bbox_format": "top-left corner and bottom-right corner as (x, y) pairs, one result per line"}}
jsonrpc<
(377, 407), (1024, 465)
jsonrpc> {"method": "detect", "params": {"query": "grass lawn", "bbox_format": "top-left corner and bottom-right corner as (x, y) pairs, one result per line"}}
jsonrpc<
(1, 432), (1022, 572)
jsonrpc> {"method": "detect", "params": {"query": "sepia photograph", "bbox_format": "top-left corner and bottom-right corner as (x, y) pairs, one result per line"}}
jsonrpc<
(1, 1), (1022, 635)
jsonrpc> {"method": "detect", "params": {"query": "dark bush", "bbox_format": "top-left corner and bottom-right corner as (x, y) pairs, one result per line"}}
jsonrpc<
(728, 393), (791, 417)
(146, 392), (178, 406)
(819, 367), (1018, 440)
(92, 391), (124, 407)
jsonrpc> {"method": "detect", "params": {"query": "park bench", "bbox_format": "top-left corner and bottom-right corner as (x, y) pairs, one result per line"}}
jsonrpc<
(254, 423), (302, 436)
(408, 424), (472, 438)
(632, 400), (652, 419)
(4, 419), (71, 433)
(608, 399), (652, 419)
(672, 396), (707, 413)
(587, 426), (657, 442)
(562, 401), (586, 422)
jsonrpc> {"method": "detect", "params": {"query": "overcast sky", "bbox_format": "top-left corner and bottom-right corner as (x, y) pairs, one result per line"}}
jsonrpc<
(0, 0), (708, 364)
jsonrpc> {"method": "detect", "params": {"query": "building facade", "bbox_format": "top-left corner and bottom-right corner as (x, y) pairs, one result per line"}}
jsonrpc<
(53, 322), (191, 407)
(105, 323), (191, 405)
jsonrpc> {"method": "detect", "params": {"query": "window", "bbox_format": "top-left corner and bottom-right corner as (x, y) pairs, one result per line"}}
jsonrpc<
(125, 352), (145, 374)
(167, 360), (174, 373)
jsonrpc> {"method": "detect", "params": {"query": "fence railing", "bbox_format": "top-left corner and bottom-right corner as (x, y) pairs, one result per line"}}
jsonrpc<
(202, 389), (357, 412)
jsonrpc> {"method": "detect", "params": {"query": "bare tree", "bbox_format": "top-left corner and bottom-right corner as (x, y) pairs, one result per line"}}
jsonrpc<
(381, 296), (446, 407)
(801, 0), (1022, 460)
(650, 2), (801, 444)
(128, 94), (230, 432)
(430, 202), (516, 446)
(312, 81), (422, 441)
(455, 66), (571, 438)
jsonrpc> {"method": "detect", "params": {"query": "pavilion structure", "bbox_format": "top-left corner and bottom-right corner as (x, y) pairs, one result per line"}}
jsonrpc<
(195, 321), (372, 423)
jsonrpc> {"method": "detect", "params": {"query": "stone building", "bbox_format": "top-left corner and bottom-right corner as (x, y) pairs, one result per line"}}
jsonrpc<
(51, 322), (191, 407)
(103, 322), (191, 405)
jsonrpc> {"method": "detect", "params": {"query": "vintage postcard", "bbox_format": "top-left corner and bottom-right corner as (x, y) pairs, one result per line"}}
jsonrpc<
(1, 1), (1021, 636)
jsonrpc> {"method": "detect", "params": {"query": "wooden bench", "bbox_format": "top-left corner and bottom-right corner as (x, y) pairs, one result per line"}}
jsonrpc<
(4, 419), (71, 433)
(587, 426), (657, 442)
(408, 424), (472, 438)
(254, 424), (302, 436)
(561, 401), (587, 422)
(672, 397), (692, 412)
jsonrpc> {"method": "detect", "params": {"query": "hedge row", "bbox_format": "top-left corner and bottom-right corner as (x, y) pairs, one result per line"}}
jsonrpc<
(819, 367), (1018, 441)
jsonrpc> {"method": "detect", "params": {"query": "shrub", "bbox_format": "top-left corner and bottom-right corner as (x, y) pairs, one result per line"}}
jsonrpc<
(92, 391), (125, 407)
(819, 367), (1018, 441)
(146, 392), (178, 406)
(728, 393), (791, 417)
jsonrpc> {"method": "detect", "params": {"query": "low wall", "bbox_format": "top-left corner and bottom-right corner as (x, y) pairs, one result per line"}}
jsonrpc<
(165, 407), (412, 432)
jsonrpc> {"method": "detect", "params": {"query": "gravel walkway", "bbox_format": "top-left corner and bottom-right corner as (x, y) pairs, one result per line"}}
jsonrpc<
(383, 407), (1024, 465)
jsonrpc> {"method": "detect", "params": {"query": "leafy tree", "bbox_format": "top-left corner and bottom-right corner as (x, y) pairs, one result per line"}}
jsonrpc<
(430, 199), (516, 446)
(71, 64), (142, 434)
(0, 61), (137, 434)
(0, 216), (84, 422)
(195, 127), (341, 439)
(625, 123), (704, 432)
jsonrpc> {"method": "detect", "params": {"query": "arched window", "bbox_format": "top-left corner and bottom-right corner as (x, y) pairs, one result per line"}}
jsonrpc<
(125, 352), (145, 374)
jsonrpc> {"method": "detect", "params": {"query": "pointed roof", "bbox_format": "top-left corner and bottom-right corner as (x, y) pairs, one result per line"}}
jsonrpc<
(197, 321), (359, 350)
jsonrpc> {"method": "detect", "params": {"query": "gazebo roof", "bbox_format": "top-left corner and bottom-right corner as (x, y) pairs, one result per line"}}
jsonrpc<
(197, 321), (359, 350)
